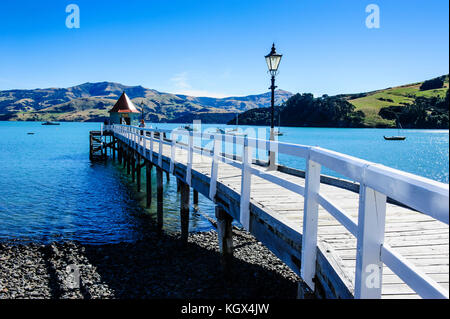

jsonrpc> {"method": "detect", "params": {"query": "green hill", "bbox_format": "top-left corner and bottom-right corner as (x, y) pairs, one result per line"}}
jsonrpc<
(347, 75), (449, 127)
(234, 75), (449, 128)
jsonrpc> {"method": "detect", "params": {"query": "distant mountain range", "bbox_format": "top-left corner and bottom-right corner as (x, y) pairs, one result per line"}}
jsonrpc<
(0, 82), (292, 123)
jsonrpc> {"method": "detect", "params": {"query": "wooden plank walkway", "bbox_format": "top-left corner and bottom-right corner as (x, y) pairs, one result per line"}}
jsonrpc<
(109, 126), (449, 299)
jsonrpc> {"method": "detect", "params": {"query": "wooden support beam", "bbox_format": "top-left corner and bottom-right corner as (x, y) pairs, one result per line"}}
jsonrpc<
(136, 154), (141, 192)
(118, 143), (122, 164)
(297, 280), (315, 299)
(215, 206), (233, 272)
(176, 179), (181, 192)
(131, 152), (136, 182)
(193, 189), (199, 206)
(166, 171), (170, 182)
(179, 179), (190, 244)
(112, 137), (116, 161)
(126, 148), (130, 173)
(156, 167), (164, 234)
(146, 162), (152, 208)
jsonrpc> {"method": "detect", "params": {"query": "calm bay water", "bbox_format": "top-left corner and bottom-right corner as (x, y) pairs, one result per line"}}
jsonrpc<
(0, 121), (448, 244)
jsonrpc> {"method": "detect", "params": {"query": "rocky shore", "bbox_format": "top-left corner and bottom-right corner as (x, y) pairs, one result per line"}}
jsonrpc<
(0, 226), (300, 299)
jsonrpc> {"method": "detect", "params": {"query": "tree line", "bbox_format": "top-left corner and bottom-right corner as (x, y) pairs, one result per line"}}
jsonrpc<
(231, 93), (365, 127)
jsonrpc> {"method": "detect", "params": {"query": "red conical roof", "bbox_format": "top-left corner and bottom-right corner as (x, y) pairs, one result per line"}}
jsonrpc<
(109, 92), (140, 113)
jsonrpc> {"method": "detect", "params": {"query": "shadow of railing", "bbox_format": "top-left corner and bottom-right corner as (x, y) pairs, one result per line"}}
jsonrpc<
(77, 228), (299, 299)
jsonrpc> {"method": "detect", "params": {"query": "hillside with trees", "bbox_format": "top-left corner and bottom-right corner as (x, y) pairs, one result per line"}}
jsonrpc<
(234, 75), (449, 128)
(378, 90), (449, 129)
(232, 93), (365, 127)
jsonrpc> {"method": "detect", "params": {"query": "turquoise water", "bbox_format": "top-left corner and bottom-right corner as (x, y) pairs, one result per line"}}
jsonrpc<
(0, 121), (448, 244)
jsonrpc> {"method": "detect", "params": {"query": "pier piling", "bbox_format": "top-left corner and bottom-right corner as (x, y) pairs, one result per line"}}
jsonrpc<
(179, 180), (190, 244)
(137, 154), (141, 192)
(146, 162), (152, 208)
(131, 152), (136, 182)
(215, 206), (233, 272)
(193, 190), (199, 206)
(126, 149), (130, 174)
(156, 167), (164, 233)
(112, 137), (116, 161)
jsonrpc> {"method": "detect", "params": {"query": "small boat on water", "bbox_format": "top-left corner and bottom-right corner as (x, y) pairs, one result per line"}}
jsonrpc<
(27, 132), (35, 135)
(181, 124), (197, 132)
(273, 114), (284, 136)
(384, 136), (406, 140)
(227, 130), (247, 136)
(227, 113), (247, 136)
(273, 129), (283, 136)
(384, 118), (406, 141)
(42, 121), (60, 125)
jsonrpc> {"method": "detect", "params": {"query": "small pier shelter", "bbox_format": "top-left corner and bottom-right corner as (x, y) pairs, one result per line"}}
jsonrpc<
(109, 92), (140, 125)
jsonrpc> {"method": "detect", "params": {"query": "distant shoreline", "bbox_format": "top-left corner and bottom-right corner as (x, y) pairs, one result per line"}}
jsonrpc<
(1, 119), (449, 130)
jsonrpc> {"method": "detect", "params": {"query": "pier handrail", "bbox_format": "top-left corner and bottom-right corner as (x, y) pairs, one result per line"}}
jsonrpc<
(109, 124), (449, 299)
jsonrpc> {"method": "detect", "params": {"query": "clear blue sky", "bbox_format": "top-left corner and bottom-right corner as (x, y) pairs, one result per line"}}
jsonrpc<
(0, 0), (448, 97)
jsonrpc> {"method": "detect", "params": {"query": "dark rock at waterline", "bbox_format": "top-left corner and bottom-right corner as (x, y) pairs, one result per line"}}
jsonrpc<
(0, 228), (299, 299)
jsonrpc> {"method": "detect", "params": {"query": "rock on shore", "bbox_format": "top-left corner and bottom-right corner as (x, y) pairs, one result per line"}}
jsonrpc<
(0, 227), (299, 299)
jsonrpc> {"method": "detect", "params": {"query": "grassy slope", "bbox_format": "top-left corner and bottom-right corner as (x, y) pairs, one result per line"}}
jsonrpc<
(348, 75), (449, 127)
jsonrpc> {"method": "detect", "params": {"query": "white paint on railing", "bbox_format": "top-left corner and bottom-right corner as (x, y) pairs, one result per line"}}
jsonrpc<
(158, 133), (163, 167)
(381, 244), (449, 299)
(170, 136), (176, 174)
(317, 193), (358, 236)
(300, 159), (322, 290)
(209, 135), (221, 200)
(186, 133), (193, 186)
(354, 185), (387, 299)
(150, 131), (154, 158)
(240, 138), (252, 230)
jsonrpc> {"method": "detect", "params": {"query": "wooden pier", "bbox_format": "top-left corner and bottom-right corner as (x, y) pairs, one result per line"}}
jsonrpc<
(91, 124), (449, 299)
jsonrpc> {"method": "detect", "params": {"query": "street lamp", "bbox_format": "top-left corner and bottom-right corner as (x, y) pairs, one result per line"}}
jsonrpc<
(265, 43), (282, 169)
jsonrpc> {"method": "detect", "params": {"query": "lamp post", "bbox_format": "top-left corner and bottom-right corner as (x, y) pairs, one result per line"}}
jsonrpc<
(265, 43), (282, 169)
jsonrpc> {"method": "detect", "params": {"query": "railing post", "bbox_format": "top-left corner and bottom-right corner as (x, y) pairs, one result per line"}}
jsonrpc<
(144, 132), (148, 158)
(354, 184), (387, 299)
(300, 157), (322, 290)
(240, 137), (252, 230)
(158, 132), (163, 167)
(170, 132), (176, 174)
(186, 132), (193, 186)
(150, 131), (154, 162)
(179, 179), (190, 244)
(209, 135), (221, 200)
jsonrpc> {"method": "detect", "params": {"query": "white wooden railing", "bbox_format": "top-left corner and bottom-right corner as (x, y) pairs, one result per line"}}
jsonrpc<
(107, 124), (449, 299)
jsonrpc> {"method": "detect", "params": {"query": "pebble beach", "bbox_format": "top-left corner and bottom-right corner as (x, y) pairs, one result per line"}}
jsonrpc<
(0, 226), (300, 299)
